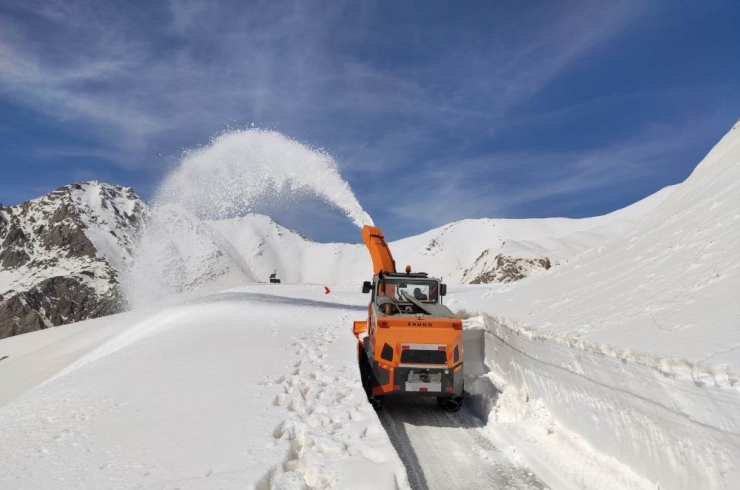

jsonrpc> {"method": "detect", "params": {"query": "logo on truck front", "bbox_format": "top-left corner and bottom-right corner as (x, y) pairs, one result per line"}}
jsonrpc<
(408, 322), (432, 327)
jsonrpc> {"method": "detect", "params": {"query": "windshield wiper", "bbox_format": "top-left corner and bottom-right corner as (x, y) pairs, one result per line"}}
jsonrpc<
(400, 291), (433, 315)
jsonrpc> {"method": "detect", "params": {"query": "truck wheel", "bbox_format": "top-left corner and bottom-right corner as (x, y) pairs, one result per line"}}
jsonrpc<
(360, 358), (371, 395)
(437, 395), (463, 412)
(360, 357), (385, 411)
(437, 380), (464, 412)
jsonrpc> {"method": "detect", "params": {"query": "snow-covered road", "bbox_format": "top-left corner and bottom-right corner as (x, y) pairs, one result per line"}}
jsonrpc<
(379, 397), (545, 490)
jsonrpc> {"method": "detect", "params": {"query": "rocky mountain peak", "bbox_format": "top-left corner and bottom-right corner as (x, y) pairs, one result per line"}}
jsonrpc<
(0, 182), (148, 339)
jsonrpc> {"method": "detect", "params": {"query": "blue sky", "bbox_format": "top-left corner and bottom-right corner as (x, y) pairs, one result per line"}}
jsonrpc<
(0, 0), (738, 242)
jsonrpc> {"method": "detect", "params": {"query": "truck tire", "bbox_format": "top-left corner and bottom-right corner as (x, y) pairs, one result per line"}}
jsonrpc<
(437, 395), (463, 412)
(360, 356), (385, 411)
(437, 381), (464, 412)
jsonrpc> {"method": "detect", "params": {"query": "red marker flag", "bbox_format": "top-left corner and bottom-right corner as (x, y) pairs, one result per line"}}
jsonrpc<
(324, 286), (331, 294)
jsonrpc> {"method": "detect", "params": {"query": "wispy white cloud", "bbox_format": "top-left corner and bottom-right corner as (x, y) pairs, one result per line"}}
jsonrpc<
(0, 0), (648, 160)
(32, 145), (123, 161)
(376, 117), (713, 236)
(3, 0), (730, 242)
(0, 3), (163, 155)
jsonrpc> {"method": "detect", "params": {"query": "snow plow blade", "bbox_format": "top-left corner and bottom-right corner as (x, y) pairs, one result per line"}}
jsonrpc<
(353, 321), (368, 337)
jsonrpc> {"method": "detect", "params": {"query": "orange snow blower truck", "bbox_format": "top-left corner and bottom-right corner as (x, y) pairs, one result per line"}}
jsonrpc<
(353, 225), (464, 411)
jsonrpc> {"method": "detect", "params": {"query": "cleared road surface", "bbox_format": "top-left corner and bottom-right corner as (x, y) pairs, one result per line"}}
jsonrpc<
(378, 397), (547, 490)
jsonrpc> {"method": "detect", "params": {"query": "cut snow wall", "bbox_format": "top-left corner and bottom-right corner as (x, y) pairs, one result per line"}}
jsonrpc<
(477, 314), (740, 490)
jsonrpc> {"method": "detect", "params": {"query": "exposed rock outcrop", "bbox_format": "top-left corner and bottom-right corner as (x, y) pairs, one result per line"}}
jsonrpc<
(0, 182), (148, 339)
(463, 249), (552, 284)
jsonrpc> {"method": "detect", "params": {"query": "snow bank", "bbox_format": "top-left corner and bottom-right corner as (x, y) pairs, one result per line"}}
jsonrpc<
(462, 314), (740, 489)
(0, 314), (127, 406)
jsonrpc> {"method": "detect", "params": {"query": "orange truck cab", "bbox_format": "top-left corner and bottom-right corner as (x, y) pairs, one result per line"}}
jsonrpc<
(353, 226), (464, 411)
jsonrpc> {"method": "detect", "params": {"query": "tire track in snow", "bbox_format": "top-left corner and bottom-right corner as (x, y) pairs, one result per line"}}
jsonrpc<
(378, 397), (546, 490)
(377, 401), (459, 490)
(377, 407), (429, 490)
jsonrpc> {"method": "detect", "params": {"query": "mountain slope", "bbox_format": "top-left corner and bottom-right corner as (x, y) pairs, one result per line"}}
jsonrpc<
(210, 185), (674, 286)
(0, 182), (147, 338)
(462, 120), (740, 364)
(1, 180), (675, 332)
(120, 204), (259, 308)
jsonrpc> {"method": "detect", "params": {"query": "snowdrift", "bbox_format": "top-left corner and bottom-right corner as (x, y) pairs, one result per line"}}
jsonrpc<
(463, 121), (740, 364)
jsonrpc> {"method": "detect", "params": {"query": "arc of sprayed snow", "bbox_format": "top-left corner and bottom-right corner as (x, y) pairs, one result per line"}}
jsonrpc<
(155, 129), (374, 229)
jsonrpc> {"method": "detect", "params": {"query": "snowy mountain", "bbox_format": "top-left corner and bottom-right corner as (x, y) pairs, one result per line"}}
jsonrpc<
(462, 120), (740, 364)
(209, 185), (674, 286)
(1, 180), (674, 333)
(0, 182), (147, 338)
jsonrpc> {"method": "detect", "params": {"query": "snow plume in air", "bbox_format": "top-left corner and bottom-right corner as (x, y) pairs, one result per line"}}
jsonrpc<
(155, 129), (374, 228)
(122, 129), (372, 308)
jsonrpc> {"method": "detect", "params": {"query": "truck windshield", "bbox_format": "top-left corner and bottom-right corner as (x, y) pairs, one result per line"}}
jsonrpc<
(381, 280), (439, 304)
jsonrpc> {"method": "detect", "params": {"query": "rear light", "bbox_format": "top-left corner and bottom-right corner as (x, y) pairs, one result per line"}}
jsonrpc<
(438, 346), (446, 351)
(419, 388), (428, 393)
(378, 321), (389, 328)
(445, 387), (454, 392)
(402, 345), (410, 350)
(452, 321), (462, 330)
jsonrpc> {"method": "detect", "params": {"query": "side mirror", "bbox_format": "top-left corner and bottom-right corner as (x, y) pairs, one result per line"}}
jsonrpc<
(440, 284), (447, 296)
(362, 281), (372, 294)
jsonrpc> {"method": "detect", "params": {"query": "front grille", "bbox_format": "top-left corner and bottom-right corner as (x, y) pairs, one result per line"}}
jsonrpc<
(400, 349), (446, 364)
